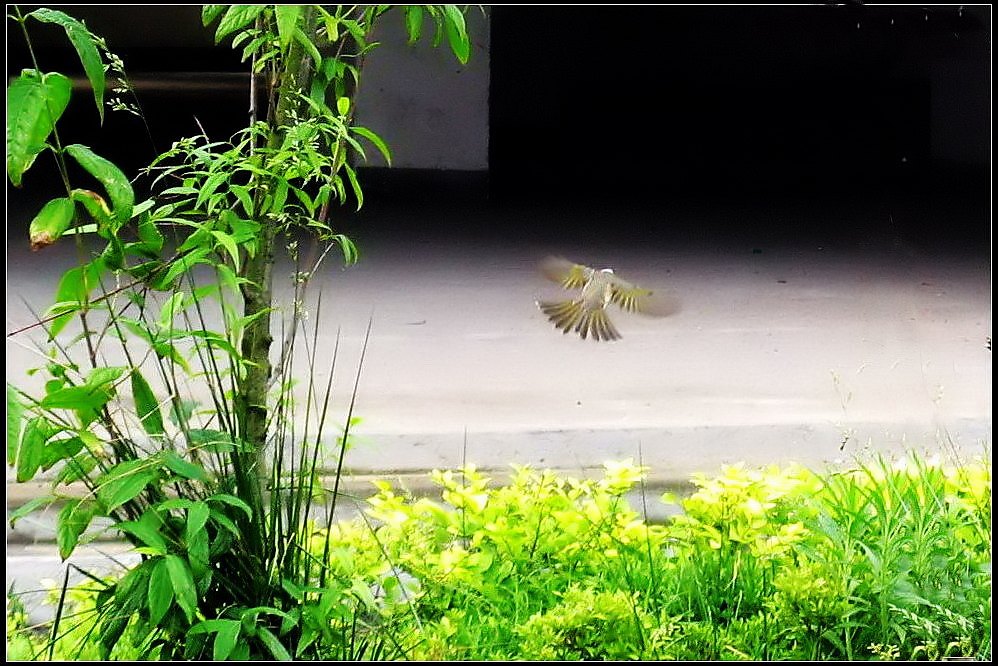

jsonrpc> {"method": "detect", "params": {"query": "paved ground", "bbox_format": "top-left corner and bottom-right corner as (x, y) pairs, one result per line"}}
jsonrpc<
(5, 197), (992, 622)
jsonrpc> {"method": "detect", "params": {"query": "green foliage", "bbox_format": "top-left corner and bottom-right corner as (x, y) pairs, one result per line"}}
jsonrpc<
(9, 454), (990, 660)
(7, 3), (476, 661)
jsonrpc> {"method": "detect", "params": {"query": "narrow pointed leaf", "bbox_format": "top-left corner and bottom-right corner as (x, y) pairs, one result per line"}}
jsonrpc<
(131, 369), (165, 436)
(57, 499), (96, 560)
(164, 554), (197, 622)
(7, 384), (24, 466)
(275, 5), (301, 52)
(28, 8), (106, 122)
(148, 558), (174, 625)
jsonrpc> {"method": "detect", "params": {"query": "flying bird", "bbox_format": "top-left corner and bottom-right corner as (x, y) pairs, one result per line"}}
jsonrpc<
(536, 256), (679, 342)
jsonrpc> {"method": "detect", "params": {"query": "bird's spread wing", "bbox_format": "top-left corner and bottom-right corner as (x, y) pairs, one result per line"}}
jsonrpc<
(539, 256), (591, 291)
(605, 272), (681, 317)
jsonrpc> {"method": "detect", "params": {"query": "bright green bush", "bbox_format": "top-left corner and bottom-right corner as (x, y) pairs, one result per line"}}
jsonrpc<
(8, 452), (990, 661)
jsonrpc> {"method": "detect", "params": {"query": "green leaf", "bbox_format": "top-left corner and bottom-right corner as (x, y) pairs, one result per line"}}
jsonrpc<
(6, 70), (72, 187)
(136, 211), (164, 253)
(154, 247), (211, 290)
(211, 230), (241, 271)
(147, 558), (174, 625)
(28, 8), (106, 123)
(28, 197), (75, 251)
(230, 184), (254, 217)
(96, 459), (159, 511)
(70, 188), (114, 236)
(215, 5), (266, 44)
(7, 384), (24, 467)
(188, 428), (236, 454)
(54, 452), (99, 485)
(65, 145), (134, 227)
(131, 369), (165, 437)
(164, 554), (197, 623)
(40, 436), (84, 471)
(40, 385), (111, 411)
(86, 366), (127, 388)
(275, 5), (301, 52)
(56, 499), (96, 560)
(8, 495), (57, 528)
(336, 96), (350, 117)
(47, 259), (105, 337)
(186, 502), (210, 541)
(117, 517), (168, 554)
(206, 493), (253, 520)
(442, 5), (470, 64)
(201, 4), (226, 27)
(293, 26), (323, 67)
(404, 6), (423, 44)
(163, 450), (208, 482)
(343, 163), (363, 211)
(351, 126), (392, 166)
(257, 626), (292, 661)
(189, 619), (241, 661)
(16, 416), (57, 483)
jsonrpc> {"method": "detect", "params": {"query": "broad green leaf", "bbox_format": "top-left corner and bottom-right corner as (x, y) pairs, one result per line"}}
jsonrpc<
(188, 428), (236, 454)
(351, 126), (392, 166)
(86, 366), (127, 388)
(65, 145), (134, 226)
(136, 211), (164, 253)
(215, 5), (265, 44)
(163, 450), (208, 482)
(201, 4), (226, 27)
(53, 452), (99, 485)
(16, 416), (56, 483)
(148, 558), (174, 625)
(206, 493), (253, 520)
(186, 502), (210, 541)
(275, 5), (301, 52)
(257, 626), (292, 661)
(293, 26), (323, 67)
(47, 259), (105, 337)
(40, 436), (84, 471)
(57, 498), (96, 560)
(211, 230), (241, 271)
(131, 369), (165, 436)
(336, 96), (350, 117)
(7, 384), (24, 466)
(6, 71), (71, 186)
(189, 619), (241, 661)
(213, 619), (241, 661)
(229, 184), (254, 217)
(28, 197), (75, 251)
(158, 291), (189, 329)
(404, 6), (423, 44)
(70, 188), (114, 236)
(28, 8), (106, 123)
(164, 554), (197, 622)
(40, 385), (111, 411)
(154, 247), (211, 290)
(442, 5), (471, 64)
(117, 518), (168, 554)
(8, 495), (57, 528)
(96, 459), (159, 511)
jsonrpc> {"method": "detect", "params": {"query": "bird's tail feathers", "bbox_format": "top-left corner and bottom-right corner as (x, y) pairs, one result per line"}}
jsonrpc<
(538, 300), (620, 342)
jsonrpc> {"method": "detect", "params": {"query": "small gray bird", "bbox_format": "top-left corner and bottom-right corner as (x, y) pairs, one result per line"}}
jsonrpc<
(536, 256), (679, 342)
